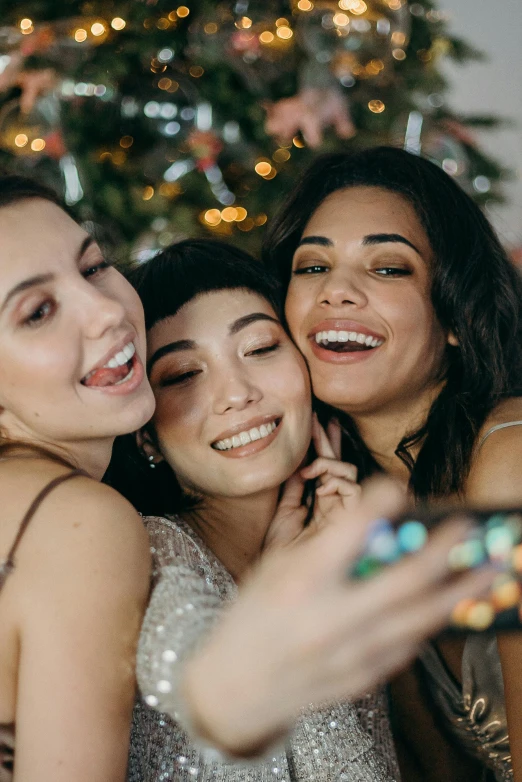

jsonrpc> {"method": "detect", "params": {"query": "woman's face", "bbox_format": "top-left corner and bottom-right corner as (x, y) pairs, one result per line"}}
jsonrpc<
(0, 198), (154, 448)
(147, 289), (312, 499)
(285, 186), (453, 416)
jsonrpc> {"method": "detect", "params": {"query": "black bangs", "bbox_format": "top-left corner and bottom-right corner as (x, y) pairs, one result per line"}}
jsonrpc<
(127, 239), (283, 331)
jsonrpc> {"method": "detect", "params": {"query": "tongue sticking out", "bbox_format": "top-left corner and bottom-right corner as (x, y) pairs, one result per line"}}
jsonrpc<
(82, 361), (131, 388)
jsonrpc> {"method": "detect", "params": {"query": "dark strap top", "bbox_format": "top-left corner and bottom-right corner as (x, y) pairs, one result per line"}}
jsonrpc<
(0, 468), (85, 779)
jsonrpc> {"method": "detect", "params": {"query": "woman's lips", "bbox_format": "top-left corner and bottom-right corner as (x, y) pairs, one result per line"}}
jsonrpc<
(82, 353), (146, 396)
(211, 417), (282, 459)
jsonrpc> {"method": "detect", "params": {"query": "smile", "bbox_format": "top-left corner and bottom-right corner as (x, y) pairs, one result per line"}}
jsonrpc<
(213, 420), (278, 451)
(314, 330), (383, 352)
(81, 341), (137, 388)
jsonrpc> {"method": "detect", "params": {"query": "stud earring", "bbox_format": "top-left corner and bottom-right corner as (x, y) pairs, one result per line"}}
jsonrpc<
(148, 455), (156, 469)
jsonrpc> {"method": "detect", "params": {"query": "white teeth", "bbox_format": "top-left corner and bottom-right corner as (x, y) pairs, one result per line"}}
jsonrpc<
(314, 330), (383, 347)
(103, 341), (135, 369)
(213, 420), (277, 451)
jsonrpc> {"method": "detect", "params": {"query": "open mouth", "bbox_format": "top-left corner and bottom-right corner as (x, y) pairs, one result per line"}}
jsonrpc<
(212, 418), (281, 452)
(313, 329), (383, 353)
(81, 341), (136, 388)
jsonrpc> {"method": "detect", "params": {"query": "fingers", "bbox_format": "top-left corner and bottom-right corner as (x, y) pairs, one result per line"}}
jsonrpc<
(277, 471), (306, 513)
(316, 477), (361, 498)
(311, 413), (337, 460)
(326, 418), (342, 460)
(297, 476), (406, 575)
(301, 456), (357, 483)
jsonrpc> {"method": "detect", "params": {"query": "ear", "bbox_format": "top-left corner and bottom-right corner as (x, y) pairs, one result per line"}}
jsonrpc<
(136, 427), (164, 467)
(447, 331), (459, 347)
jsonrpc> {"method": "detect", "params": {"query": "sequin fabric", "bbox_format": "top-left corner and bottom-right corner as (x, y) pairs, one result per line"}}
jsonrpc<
(128, 515), (400, 782)
(420, 635), (512, 781)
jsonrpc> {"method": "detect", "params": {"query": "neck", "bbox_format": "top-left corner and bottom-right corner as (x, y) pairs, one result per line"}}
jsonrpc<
(347, 384), (443, 485)
(182, 488), (280, 582)
(2, 434), (114, 481)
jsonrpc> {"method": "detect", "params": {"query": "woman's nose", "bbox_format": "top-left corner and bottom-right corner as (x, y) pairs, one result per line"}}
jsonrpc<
(212, 369), (263, 415)
(318, 271), (368, 309)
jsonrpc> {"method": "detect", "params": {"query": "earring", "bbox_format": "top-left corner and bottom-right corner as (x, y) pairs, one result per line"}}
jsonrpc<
(148, 455), (156, 469)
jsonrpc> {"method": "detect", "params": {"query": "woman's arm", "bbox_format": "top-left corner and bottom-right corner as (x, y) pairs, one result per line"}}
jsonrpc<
(139, 479), (495, 759)
(11, 477), (150, 782)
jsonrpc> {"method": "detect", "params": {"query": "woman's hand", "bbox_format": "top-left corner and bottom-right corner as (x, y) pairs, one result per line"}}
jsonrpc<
(182, 478), (496, 758)
(264, 415), (360, 550)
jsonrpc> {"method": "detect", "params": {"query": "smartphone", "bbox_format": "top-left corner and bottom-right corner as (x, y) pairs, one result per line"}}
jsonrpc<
(350, 507), (522, 632)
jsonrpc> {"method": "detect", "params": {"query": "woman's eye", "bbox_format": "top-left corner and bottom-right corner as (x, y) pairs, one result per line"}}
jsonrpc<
(293, 264), (329, 276)
(374, 267), (411, 277)
(25, 300), (54, 326)
(160, 369), (201, 387)
(246, 343), (280, 357)
(82, 260), (112, 278)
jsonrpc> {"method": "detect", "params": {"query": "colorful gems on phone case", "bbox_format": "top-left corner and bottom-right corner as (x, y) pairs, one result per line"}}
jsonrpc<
(490, 573), (521, 610)
(396, 520), (427, 553)
(365, 519), (400, 563)
(448, 536), (487, 571)
(451, 598), (495, 630)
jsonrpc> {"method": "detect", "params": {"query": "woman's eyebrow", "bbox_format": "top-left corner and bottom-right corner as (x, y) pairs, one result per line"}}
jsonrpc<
(147, 340), (196, 373)
(362, 233), (421, 255)
(298, 236), (333, 248)
(229, 312), (280, 336)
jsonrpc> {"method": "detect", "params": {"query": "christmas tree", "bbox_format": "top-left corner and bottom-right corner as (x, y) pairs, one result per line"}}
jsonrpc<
(0, 0), (509, 259)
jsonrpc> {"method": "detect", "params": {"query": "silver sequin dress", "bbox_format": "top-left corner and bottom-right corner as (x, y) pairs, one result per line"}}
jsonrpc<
(127, 515), (400, 782)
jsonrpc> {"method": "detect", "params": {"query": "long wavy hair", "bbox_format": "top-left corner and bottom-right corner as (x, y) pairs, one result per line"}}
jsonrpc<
(0, 175), (76, 469)
(262, 146), (522, 501)
(106, 239), (284, 515)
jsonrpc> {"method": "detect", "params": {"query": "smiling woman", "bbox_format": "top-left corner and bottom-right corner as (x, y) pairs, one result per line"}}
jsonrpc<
(263, 146), (522, 782)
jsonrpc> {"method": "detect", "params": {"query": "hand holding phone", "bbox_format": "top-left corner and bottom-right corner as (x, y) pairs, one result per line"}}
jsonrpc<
(350, 507), (522, 631)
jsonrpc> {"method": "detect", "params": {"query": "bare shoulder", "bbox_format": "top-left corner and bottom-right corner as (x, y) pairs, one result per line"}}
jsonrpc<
(465, 397), (522, 505)
(0, 458), (150, 603)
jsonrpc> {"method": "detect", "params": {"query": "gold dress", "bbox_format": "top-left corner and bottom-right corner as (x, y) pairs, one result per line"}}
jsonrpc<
(128, 515), (400, 782)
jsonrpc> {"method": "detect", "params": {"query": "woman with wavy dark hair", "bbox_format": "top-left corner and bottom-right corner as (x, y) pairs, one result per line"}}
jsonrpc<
(263, 146), (522, 782)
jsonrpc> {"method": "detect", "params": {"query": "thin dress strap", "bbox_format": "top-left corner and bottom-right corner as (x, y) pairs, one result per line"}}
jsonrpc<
(0, 469), (86, 590)
(477, 420), (522, 451)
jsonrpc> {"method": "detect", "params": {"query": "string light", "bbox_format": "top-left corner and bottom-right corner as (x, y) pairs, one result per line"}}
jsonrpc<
(259, 31), (274, 44)
(189, 65), (204, 77)
(221, 207), (238, 222)
(30, 138), (46, 152)
(204, 23), (218, 34)
(297, 0), (313, 10)
(255, 161), (272, 176)
(235, 207), (248, 221)
(392, 49), (406, 60)
(276, 26), (293, 39)
(91, 22), (106, 36)
(20, 18), (34, 34)
(203, 209), (221, 226)
(111, 18), (126, 30)
(293, 136), (305, 148)
(143, 186), (155, 200)
(276, 18), (289, 27)
(120, 135), (134, 149)
(333, 13), (349, 27)
(14, 134), (28, 148)
(74, 29), (88, 42)
(177, 6), (190, 18)
(368, 99), (385, 113)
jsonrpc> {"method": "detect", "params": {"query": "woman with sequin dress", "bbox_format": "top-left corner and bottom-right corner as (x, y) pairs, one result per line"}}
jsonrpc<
(108, 240), (493, 782)
(263, 146), (522, 782)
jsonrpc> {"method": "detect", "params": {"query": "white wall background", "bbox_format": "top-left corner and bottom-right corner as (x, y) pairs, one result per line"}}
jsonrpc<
(441, 0), (522, 247)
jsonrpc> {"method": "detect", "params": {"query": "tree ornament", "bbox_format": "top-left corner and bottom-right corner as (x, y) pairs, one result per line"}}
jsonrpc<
(264, 86), (355, 147)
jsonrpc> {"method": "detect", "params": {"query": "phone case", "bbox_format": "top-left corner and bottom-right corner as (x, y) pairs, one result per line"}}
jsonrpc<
(350, 508), (522, 631)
